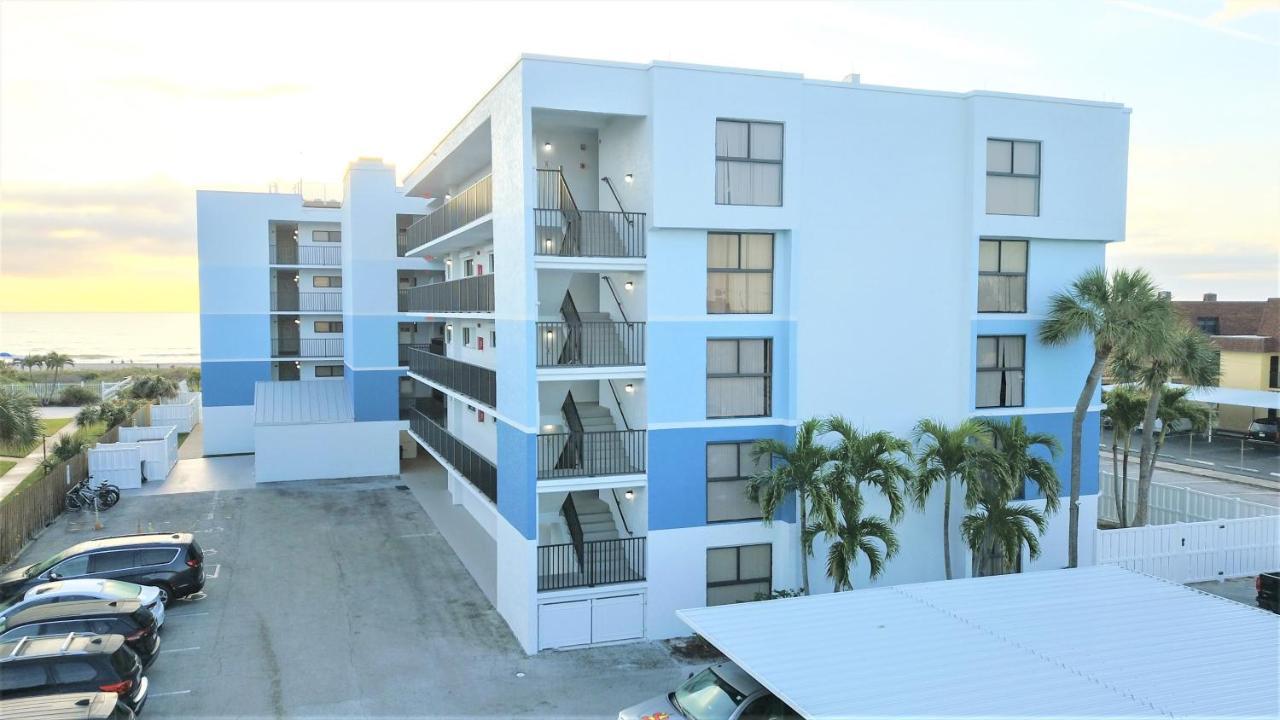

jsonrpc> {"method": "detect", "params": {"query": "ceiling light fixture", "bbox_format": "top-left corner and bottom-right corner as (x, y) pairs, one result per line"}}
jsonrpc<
(624, 174), (633, 183)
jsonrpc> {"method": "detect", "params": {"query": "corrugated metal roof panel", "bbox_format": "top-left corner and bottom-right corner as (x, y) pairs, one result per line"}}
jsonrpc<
(253, 380), (351, 426)
(677, 565), (1279, 719)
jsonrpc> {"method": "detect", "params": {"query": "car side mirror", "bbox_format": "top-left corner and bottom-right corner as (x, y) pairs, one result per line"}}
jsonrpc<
(687, 671), (694, 680)
(48, 572), (61, 580)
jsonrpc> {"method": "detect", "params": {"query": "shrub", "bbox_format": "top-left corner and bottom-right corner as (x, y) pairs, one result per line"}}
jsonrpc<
(186, 368), (201, 391)
(129, 374), (178, 402)
(56, 385), (100, 406)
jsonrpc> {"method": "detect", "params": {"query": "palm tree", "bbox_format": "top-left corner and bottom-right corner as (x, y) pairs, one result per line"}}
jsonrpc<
(75, 403), (102, 428)
(910, 418), (988, 579)
(0, 386), (41, 449)
(129, 374), (178, 403)
(821, 485), (900, 591)
(1152, 386), (1214, 458)
(50, 432), (88, 463)
(18, 354), (44, 387)
(1038, 267), (1166, 566)
(1101, 385), (1146, 526)
(40, 352), (75, 405)
(746, 419), (833, 596)
(824, 417), (910, 522)
(964, 417), (1061, 576)
(1113, 322), (1220, 526)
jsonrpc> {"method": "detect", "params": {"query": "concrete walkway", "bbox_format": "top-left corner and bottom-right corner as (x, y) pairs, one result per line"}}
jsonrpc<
(178, 422), (204, 460)
(0, 408), (82, 500)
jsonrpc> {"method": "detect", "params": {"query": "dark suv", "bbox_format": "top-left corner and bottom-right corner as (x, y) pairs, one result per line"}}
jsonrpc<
(0, 633), (148, 714)
(0, 600), (161, 667)
(0, 691), (137, 719)
(0, 533), (204, 604)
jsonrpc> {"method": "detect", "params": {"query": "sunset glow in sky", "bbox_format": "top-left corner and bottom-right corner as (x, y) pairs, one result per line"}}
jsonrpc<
(1, 0), (1276, 312)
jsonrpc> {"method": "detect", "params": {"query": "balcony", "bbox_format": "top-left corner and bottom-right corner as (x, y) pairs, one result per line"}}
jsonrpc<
(406, 346), (496, 408)
(537, 430), (646, 479)
(535, 169), (645, 259)
(404, 174), (492, 252)
(536, 321), (645, 367)
(271, 337), (343, 358)
(271, 291), (342, 313)
(270, 244), (342, 266)
(405, 274), (494, 314)
(538, 536), (645, 591)
(408, 407), (497, 503)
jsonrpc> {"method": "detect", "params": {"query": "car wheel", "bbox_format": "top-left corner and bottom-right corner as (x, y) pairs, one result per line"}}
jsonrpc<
(155, 584), (172, 606)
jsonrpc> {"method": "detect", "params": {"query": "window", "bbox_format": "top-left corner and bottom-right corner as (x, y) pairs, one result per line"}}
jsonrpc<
(88, 550), (138, 573)
(312, 275), (342, 288)
(1270, 356), (1278, 389)
(707, 442), (768, 523)
(978, 239), (1028, 313)
(315, 364), (344, 378)
(444, 325), (453, 344)
(986, 139), (1040, 216)
(462, 327), (472, 346)
(314, 321), (342, 333)
(51, 661), (98, 684)
(706, 544), (772, 606)
(136, 549), (177, 566)
(464, 258), (474, 277)
(51, 554), (89, 577)
(715, 119), (783, 206)
(1196, 317), (1220, 335)
(707, 339), (771, 418)
(489, 331), (496, 349)
(976, 335), (1025, 408)
(707, 233), (774, 314)
(313, 229), (341, 243)
(0, 664), (48, 692)
(488, 252), (495, 272)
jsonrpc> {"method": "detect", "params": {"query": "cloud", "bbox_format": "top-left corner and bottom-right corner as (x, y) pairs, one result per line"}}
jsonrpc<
(1110, 0), (1280, 46)
(1209, 0), (1280, 25)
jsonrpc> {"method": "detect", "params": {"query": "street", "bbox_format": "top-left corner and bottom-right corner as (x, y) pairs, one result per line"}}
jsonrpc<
(1100, 428), (1280, 483)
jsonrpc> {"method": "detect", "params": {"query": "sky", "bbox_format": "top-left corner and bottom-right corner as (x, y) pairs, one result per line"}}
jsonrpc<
(0, 0), (1276, 312)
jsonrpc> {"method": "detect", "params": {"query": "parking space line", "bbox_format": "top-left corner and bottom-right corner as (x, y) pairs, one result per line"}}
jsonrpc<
(399, 533), (430, 538)
(150, 690), (193, 698)
(162, 646), (201, 653)
(167, 610), (209, 617)
(206, 563), (221, 579)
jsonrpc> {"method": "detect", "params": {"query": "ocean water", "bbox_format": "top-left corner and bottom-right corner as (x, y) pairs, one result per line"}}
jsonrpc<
(0, 313), (200, 365)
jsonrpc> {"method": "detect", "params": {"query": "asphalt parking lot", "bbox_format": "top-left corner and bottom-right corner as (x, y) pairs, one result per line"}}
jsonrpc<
(6, 477), (690, 718)
(1101, 428), (1280, 481)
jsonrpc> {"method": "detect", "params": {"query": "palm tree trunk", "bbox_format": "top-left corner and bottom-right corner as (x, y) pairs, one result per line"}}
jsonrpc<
(1133, 388), (1162, 527)
(1068, 353), (1106, 568)
(1110, 439), (1121, 525)
(1120, 439), (1132, 528)
(798, 487), (810, 596)
(942, 476), (953, 580)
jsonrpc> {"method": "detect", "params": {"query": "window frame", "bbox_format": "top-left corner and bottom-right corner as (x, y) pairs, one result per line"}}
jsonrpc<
(985, 138), (1041, 217)
(707, 232), (775, 315)
(706, 543), (773, 606)
(977, 238), (1029, 314)
(976, 334), (1026, 409)
(315, 364), (344, 378)
(313, 321), (343, 334)
(1196, 317), (1220, 335)
(312, 275), (342, 289)
(715, 118), (784, 207)
(312, 229), (341, 243)
(706, 441), (769, 524)
(706, 338), (773, 419)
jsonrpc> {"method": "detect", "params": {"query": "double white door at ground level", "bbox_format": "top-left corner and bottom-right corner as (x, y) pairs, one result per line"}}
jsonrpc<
(538, 592), (644, 650)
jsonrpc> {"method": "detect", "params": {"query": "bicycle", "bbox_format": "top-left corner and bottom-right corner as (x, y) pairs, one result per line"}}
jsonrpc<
(65, 481), (101, 512)
(87, 475), (121, 509)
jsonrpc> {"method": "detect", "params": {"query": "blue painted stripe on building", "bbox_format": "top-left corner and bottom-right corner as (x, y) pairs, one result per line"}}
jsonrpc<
(200, 314), (270, 360)
(349, 367), (402, 422)
(201, 360), (271, 406)
(497, 421), (536, 540)
(648, 423), (796, 531)
(345, 314), (402, 368)
(979, 409), (1100, 499)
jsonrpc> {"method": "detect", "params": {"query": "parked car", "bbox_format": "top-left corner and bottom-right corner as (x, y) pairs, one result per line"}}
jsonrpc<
(0, 533), (205, 604)
(0, 600), (161, 667)
(0, 633), (148, 714)
(0, 691), (136, 720)
(0, 580), (165, 628)
(1257, 571), (1279, 613)
(1246, 417), (1279, 443)
(618, 662), (799, 720)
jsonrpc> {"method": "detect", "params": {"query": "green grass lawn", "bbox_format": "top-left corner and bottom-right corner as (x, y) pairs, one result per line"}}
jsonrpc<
(178, 432), (190, 447)
(4, 421), (110, 498)
(0, 460), (15, 478)
(0, 417), (75, 458)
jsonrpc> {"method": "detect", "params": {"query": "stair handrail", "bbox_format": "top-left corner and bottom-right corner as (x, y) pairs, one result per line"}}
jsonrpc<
(600, 176), (635, 226)
(561, 493), (586, 573)
(601, 276), (632, 325)
(558, 291), (583, 365)
(610, 488), (635, 537)
(605, 379), (632, 431)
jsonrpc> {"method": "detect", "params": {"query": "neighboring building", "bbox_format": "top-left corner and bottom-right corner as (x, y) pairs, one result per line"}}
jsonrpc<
(1172, 293), (1280, 432)
(197, 55), (1131, 653)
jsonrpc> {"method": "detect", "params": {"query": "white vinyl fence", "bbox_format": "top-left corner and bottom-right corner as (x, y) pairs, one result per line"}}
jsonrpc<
(118, 425), (178, 480)
(1099, 471), (1278, 526)
(1095, 515), (1280, 584)
(151, 394), (199, 433)
(88, 444), (144, 490)
(100, 377), (132, 401)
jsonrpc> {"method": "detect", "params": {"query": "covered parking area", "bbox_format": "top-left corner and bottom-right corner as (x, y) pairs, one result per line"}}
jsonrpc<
(677, 565), (1279, 719)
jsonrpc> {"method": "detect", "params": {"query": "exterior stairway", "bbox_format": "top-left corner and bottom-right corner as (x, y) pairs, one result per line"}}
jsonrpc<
(570, 491), (619, 542)
(573, 312), (628, 365)
(565, 402), (638, 475)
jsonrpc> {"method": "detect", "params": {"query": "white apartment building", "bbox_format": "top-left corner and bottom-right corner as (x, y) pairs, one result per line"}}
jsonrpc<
(198, 55), (1130, 653)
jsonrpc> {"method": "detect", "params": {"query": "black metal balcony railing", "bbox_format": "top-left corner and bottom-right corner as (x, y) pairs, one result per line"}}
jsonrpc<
(535, 168), (645, 258)
(404, 174), (493, 251)
(406, 274), (495, 314)
(537, 537), (645, 591)
(271, 337), (343, 358)
(271, 291), (342, 313)
(270, 244), (342, 266)
(397, 232), (409, 257)
(407, 346), (496, 408)
(397, 289), (409, 312)
(536, 322), (645, 367)
(537, 430), (646, 479)
(409, 408), (497, 504)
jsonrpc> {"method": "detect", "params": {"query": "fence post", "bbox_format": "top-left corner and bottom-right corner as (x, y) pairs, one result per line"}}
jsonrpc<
(1182, 486), (1191, 522)
(1230, 497), (1241, 521)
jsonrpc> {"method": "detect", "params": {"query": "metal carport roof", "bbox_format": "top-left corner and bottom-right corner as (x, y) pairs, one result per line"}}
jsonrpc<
(677, 565), (1280, 719)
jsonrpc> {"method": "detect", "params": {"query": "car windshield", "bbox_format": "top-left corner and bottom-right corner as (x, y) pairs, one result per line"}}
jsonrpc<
(24, 550), (71, 578)
(101, 580), (143, 598)
(672, 668), (749, 720)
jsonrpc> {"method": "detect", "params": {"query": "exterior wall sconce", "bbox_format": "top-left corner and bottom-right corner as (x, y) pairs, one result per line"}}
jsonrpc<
(293, 318), (300, 325)
(624, 489), (635, 500)
(624, 383), (634, 393)
(292, 276), (299, 283)
(444, 193), (452, 202)
(624, 281), (634, 291)
(294, 361), (301, 367)
(624, 174), (633, 183)
(446, 324), (453, 331)
(545, 329), (555, 339)
(543, 142), (552, 152)
(445, 258), (452, 265)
